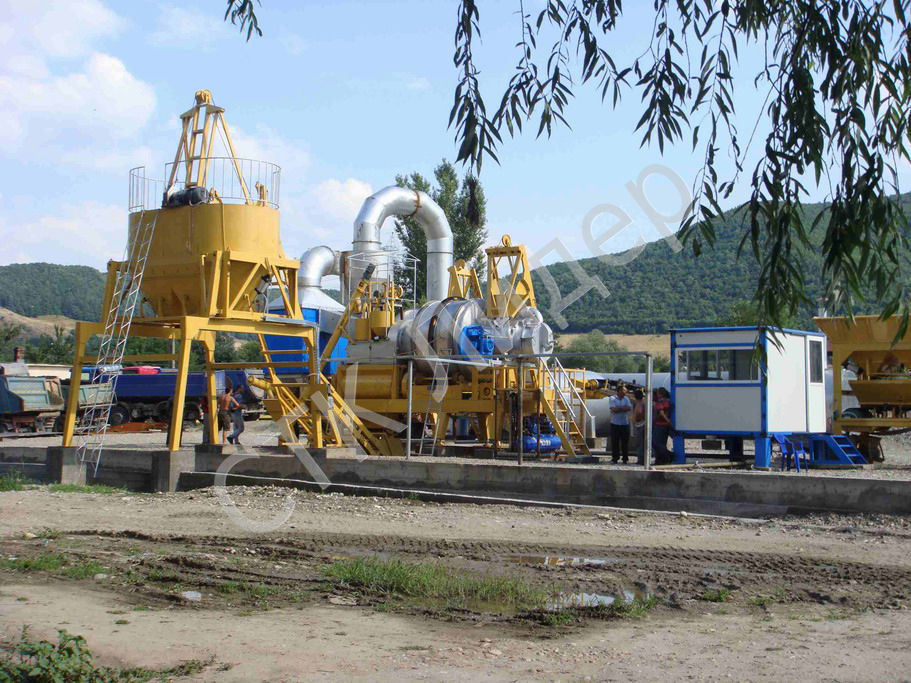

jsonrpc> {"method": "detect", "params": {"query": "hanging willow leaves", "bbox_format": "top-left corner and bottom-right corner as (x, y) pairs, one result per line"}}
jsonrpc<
(224, 0), (911, 333)
(447, 0), (911, 333)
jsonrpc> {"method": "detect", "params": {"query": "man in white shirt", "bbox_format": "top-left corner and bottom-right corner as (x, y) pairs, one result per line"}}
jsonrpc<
(609, 384), (633, 464)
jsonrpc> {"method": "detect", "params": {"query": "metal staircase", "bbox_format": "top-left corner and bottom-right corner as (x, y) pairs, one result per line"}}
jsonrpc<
(810, 434), (868, 466)
(537, 358), (592, 457)
(75, 210), (158, 471)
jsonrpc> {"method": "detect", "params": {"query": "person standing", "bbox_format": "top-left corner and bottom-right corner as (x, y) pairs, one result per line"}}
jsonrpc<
(218, 387), (239, 444)
(609, 384), (633, 464)
(653, 387), (674, 464)
(228, 386), (246, 445)
(631, 388), (646, 464)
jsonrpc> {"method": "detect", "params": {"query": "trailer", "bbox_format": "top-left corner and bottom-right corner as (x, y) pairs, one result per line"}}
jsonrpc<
(0, 363), (64, 432)
(670, 326), (837, 468)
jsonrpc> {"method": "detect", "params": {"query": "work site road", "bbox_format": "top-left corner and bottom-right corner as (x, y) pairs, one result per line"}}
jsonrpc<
(1, 486), (910, 681)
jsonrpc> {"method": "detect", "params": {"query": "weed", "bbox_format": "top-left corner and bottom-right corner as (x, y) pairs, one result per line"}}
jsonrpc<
(0, 472), (33, 492)
(1, 552), (105, 581)
(218, 581), (241, 594)
(114, 619), (129, 625)
(750, 587), (787, 608)
(537, 610), (576, 626)
(34, 527), (62, 540)
(15, 597), (27, 602)
(0, 627), (218, 681)
(61, 561), (105, 580)
(702, 588), (732, 603)
(324, 556), (548, 610)
(145, 568), (180, 583)
(2, 553), (67, 573)
(48, 483), (127, 494)
(132, 606), (152, 612)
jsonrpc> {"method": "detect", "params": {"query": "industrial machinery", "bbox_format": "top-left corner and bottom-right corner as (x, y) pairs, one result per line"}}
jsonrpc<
(814, 314), (911, 462)
(61, 91), (594, 460)
(62, 91), (318, 460)
(258, 214), (595, 457)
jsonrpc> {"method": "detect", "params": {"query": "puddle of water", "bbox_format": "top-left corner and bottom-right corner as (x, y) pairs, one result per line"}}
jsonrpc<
(550, 588), (646, 610)
(507, 554), (621, 567)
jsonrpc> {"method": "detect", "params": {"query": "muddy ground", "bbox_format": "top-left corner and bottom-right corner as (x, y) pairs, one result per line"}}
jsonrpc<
(2, 486), (911, 681)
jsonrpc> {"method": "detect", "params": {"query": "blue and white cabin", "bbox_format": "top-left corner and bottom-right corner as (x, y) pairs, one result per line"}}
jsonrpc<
(670, 326), (827, 467)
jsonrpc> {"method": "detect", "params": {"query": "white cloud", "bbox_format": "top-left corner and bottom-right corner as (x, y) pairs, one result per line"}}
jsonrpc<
(0, 1), (156, 169)
(0, 202), (125, 269)
(147, 5), (233, 49)
(404, 76), (431, 91)
(228, 125), (311, 178)
(2, 0), (125, 61)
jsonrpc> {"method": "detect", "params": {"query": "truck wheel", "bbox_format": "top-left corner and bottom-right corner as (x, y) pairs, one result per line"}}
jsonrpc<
(108, 405), (131, 426)
(184, 402), (201, 423)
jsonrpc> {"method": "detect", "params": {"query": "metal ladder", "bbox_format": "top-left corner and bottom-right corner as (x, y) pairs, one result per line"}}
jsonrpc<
(75, 210), (158, 471)
(538, 357), (592, 457)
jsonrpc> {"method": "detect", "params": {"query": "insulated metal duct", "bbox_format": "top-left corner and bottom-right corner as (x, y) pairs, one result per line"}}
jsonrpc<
(297, 245), (345, 314)
(353, 185), (453, 301)
(299, 245), (340, 288)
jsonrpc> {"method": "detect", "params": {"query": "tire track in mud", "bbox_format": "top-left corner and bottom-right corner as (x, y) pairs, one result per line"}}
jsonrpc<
(61, 528), (911, 608)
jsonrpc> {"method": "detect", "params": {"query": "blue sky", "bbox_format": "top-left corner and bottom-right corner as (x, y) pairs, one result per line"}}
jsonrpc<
(2, 1), (904, 272)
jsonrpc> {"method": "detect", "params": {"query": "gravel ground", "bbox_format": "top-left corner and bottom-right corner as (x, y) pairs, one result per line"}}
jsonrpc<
(2, 486), (911, 681)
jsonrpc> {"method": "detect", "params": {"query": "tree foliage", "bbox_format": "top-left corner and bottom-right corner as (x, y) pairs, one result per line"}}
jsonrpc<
(393, 160), (488, 301)
(223, 1), (911, 334)
(446, 0), (911, 335)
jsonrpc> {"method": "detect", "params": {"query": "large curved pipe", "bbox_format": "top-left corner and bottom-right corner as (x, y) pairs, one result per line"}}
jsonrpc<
(299, 245), (340, 288)
(353, 185), (453, 301)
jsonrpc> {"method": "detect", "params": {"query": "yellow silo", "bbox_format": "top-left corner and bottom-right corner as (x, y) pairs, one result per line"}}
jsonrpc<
(62, 91), (315, 453)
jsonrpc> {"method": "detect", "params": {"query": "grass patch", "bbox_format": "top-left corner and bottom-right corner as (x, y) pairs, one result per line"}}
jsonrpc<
(1, 552), (105, 580)
(324, 556), (548, 610)
(0, 472), (33, 492)
(61, 560), (105, 580)
(2, 553), (67, 573)
(48, 483), (127, 494)
(702, 588), (732, 603)
(0, 627), (215, 681)
(750, 587), (787, 608)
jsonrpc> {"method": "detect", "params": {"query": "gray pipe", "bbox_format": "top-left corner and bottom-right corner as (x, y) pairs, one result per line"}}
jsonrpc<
(299, 245), (340, 288)
(353, 185), (453, 301)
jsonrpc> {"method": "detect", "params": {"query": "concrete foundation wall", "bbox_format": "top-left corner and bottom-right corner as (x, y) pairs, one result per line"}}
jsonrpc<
(4, 445), (911, 516)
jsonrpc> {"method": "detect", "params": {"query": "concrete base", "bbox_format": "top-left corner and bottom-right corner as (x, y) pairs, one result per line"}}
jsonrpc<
(46, 447), (87, 486)
(10, 444), (911, 516)
(151, 450), (195, 493)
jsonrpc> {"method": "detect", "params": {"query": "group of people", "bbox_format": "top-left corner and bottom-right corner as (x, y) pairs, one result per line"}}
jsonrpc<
(201, 385), (247, 445)
(607, 384), (675, 465)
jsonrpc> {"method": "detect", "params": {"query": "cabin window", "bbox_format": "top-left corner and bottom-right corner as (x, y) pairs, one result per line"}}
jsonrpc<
(809, 340), (823, 383)
(677, 348), (759, 382)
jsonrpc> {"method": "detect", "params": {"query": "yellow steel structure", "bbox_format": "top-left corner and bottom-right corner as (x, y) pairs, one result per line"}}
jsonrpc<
(815, 315), (911, 438)
(62, 91), (319, 452)
(257, 236), (591, 458)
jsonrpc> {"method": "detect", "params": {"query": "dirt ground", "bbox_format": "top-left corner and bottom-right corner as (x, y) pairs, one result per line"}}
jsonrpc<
(2, 486), (911, 681)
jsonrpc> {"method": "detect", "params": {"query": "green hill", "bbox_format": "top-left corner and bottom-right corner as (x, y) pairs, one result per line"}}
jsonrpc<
(531, 197), (910, 334)
(2, 195), (907, 334)
(0, 263), (105, 321)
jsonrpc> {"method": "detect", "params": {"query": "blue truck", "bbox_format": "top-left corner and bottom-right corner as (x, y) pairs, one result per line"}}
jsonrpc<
(86, 366), (263, 425)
